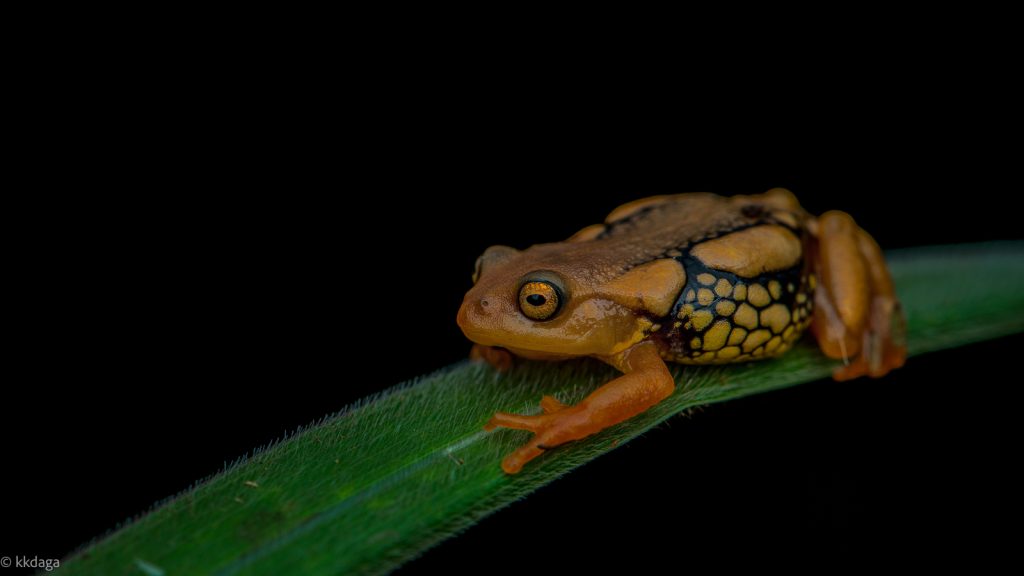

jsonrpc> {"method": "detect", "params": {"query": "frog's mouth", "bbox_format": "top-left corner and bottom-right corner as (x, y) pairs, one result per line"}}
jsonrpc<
(457, 301), (564, 356)
(457, 308), (603, 361)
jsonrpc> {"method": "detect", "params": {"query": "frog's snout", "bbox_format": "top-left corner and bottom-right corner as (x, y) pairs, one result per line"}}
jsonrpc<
(457, 297), (490, 328)
(457, 292), (501, 344)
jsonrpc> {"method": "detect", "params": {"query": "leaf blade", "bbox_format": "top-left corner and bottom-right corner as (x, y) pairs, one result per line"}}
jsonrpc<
(60, 242), (1024, 575)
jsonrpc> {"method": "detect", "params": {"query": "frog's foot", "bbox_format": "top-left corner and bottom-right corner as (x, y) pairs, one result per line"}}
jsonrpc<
(470, 344), (514, 372)
(811, 211), (907, 381)
(484, 342), (674, 474)
(830, 299), (907, 381)
(484, 410), (578, 473)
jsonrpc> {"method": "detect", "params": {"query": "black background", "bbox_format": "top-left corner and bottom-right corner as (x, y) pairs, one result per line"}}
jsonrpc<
(4, 125), (1022, 573)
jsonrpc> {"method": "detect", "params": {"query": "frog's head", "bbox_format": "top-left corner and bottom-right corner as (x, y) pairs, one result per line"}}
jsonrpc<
(457, 244), (684, 360)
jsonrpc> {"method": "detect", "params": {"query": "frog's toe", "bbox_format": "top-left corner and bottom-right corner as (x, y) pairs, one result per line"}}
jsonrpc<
(483, 411), (554, 432)
(494, 417), (576, 473)
(540, 395), (568, 414)
(832, 342), (906, 381)
(832, 322), (907, 380)
(500, 442), (548, 474)
(832, 358), (869, 381)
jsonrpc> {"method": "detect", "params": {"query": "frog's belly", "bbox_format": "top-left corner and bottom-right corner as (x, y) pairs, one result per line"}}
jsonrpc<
(654, 258), (815, 364)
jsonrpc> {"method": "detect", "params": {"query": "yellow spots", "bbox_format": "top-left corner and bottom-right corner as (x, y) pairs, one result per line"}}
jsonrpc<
(668, 258), (813, 366)
(691, 309), (714, 331)
(703, 320), (731, 351)
(742, 329), (772, 353)
(748, 284), (771, 307)
(650, 324), (662, 332)
(809, 274), (817, 290)
(717, 346), (742, 360)
(715, 278), (733, 298)
(697, 288), (715, 306)
(715, 300), (736, 316)
(694, 351), (717, 363)
(733, 284), (747, 301)
(760, 304), (791, 334)
(734, 303), (758, 330)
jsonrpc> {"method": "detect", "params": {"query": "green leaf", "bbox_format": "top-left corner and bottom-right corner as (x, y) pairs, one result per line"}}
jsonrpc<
(60, 242), (1024, 575)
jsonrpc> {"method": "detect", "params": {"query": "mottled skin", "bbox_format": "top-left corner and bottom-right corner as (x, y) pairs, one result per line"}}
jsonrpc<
(458, 189), (906, 474)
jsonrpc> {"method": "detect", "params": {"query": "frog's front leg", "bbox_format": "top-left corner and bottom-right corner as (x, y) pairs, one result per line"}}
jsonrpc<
(811, 211), (907, 381)
(484, 342), (674, 474)
(470, 344), (514, 372)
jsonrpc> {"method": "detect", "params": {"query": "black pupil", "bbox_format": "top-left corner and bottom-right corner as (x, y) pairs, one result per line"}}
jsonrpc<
(526, 294), (547, 306)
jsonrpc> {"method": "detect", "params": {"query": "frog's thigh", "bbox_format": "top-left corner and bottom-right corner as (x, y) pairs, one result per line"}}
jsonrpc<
(812, 211), (868, 361)
(812, 210), (905, 379)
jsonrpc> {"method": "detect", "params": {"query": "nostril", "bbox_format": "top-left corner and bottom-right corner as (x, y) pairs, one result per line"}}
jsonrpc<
(481, 299), (490, 308)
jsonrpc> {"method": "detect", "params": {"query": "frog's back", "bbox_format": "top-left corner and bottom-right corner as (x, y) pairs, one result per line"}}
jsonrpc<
(573, 190), (816, 364)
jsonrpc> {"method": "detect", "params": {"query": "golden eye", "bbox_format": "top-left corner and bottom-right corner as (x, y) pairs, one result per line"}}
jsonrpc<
(518, 281), (561, 320)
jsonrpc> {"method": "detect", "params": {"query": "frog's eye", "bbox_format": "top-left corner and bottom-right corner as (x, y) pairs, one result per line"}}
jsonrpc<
(518, 281), (562, 321)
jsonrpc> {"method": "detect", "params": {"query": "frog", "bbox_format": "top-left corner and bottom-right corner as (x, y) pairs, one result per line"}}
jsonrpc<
(457, 188), (906, 474)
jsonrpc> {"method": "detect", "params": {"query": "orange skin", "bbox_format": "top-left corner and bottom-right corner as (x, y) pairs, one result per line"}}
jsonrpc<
(458, 189), (905, 474)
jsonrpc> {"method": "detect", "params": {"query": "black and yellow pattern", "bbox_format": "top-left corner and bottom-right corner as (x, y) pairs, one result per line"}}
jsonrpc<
(656, 256), (815, 364)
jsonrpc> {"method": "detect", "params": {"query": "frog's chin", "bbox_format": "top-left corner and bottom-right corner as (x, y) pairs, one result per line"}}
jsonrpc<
(460, 324), (620, 359)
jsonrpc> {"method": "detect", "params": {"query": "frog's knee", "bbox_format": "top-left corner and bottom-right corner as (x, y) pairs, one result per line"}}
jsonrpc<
(819, 210), (858, 235)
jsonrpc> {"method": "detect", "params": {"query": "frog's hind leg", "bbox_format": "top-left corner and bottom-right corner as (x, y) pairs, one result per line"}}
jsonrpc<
(484, 342), (674, 474)
(810, 211), (907, 381)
